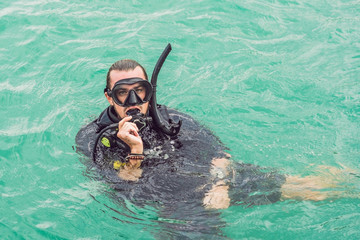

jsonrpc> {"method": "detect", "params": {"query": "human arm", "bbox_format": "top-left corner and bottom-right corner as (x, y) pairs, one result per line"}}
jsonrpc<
(116, 116), (144, 181)
(117, 116), (143, 155)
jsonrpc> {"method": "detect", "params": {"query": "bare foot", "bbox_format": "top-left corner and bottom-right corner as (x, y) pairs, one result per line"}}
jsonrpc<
(281, 164), (359, 201)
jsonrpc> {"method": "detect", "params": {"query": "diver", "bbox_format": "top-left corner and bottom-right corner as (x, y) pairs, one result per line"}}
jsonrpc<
(76, 44), (359, 212)
(76, 44), (240, 210)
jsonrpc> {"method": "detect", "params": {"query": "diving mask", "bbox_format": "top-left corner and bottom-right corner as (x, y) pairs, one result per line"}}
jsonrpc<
(105, 78), (153, 107)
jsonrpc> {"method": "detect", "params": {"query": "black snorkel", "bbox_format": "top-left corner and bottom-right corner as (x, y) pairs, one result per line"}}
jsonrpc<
(150, 43), (182, 136)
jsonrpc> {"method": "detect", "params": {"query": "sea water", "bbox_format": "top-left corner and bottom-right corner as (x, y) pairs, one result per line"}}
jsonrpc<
(1, 0), (359, 239)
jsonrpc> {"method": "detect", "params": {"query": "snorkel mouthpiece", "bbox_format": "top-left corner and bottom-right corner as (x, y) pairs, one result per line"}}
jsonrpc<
(126, 108), (141, 116)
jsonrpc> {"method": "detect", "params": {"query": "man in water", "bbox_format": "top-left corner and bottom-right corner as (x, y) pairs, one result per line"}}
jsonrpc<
(76, 58), (356, 211)
(76, 59), (239, 209)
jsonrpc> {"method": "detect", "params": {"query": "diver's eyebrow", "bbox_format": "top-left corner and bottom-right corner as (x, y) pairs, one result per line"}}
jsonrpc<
(117, 87), (127, 91)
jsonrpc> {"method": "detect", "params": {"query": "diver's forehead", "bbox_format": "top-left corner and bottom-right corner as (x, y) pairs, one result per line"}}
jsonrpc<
(109, 67), (146, 88)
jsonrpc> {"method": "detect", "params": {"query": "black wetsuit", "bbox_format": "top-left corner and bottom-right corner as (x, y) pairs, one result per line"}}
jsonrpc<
(75, 105), (285, 238)
(76, 105), (228, 199)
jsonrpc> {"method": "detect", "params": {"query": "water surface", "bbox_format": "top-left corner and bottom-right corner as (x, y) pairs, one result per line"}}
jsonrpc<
(1, 0), (359, 239)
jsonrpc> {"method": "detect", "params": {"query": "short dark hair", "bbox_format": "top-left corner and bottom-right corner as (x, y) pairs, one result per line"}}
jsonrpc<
(106, 59), (148, 89)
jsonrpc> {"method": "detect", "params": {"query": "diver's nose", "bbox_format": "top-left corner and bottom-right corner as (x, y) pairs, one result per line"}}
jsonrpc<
(125, 90), (143, 106)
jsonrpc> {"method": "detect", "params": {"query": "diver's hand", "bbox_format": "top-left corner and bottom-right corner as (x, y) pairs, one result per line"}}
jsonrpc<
(117, 116), (143, 154)
(118, 162), (143, 182)
(203, 180), (230, 209)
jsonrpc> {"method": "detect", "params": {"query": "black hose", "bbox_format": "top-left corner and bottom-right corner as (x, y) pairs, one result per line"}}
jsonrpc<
(150, 43), (182, 136)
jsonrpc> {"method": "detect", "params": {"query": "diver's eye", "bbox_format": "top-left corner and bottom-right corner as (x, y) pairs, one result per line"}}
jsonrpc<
(135, 87), (145, 94)
(117, 89), (128, 97)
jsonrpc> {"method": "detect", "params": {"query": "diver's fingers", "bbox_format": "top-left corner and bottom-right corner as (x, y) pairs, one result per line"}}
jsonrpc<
(128, 124), (140, 137)
(118, 122), (139, 139)
(118, 116), (132, 129)
(118, 117), (139, 133)
(117, 123), (142, 149)
(123, 122), (139, 133)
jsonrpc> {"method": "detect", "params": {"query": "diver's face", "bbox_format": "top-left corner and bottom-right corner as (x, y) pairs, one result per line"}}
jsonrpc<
(105, 67), (149, 119)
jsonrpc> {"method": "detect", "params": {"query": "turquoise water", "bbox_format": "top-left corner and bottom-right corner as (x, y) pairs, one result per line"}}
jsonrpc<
(1, 0), (359, 239)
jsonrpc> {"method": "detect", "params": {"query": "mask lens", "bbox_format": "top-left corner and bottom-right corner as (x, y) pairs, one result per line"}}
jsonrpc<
(110, 78), (153, 107)
(114, 88), (129, 103)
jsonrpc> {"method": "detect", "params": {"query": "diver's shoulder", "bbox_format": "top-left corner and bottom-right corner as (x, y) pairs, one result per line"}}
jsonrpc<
(75, 107), (108, 139)
(164, 107), (204, 131)
(160, 105), (193, 121)
(75, 119), (98, 157)
(75, 106), (113, 156)
(162, 106), (219, 141)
